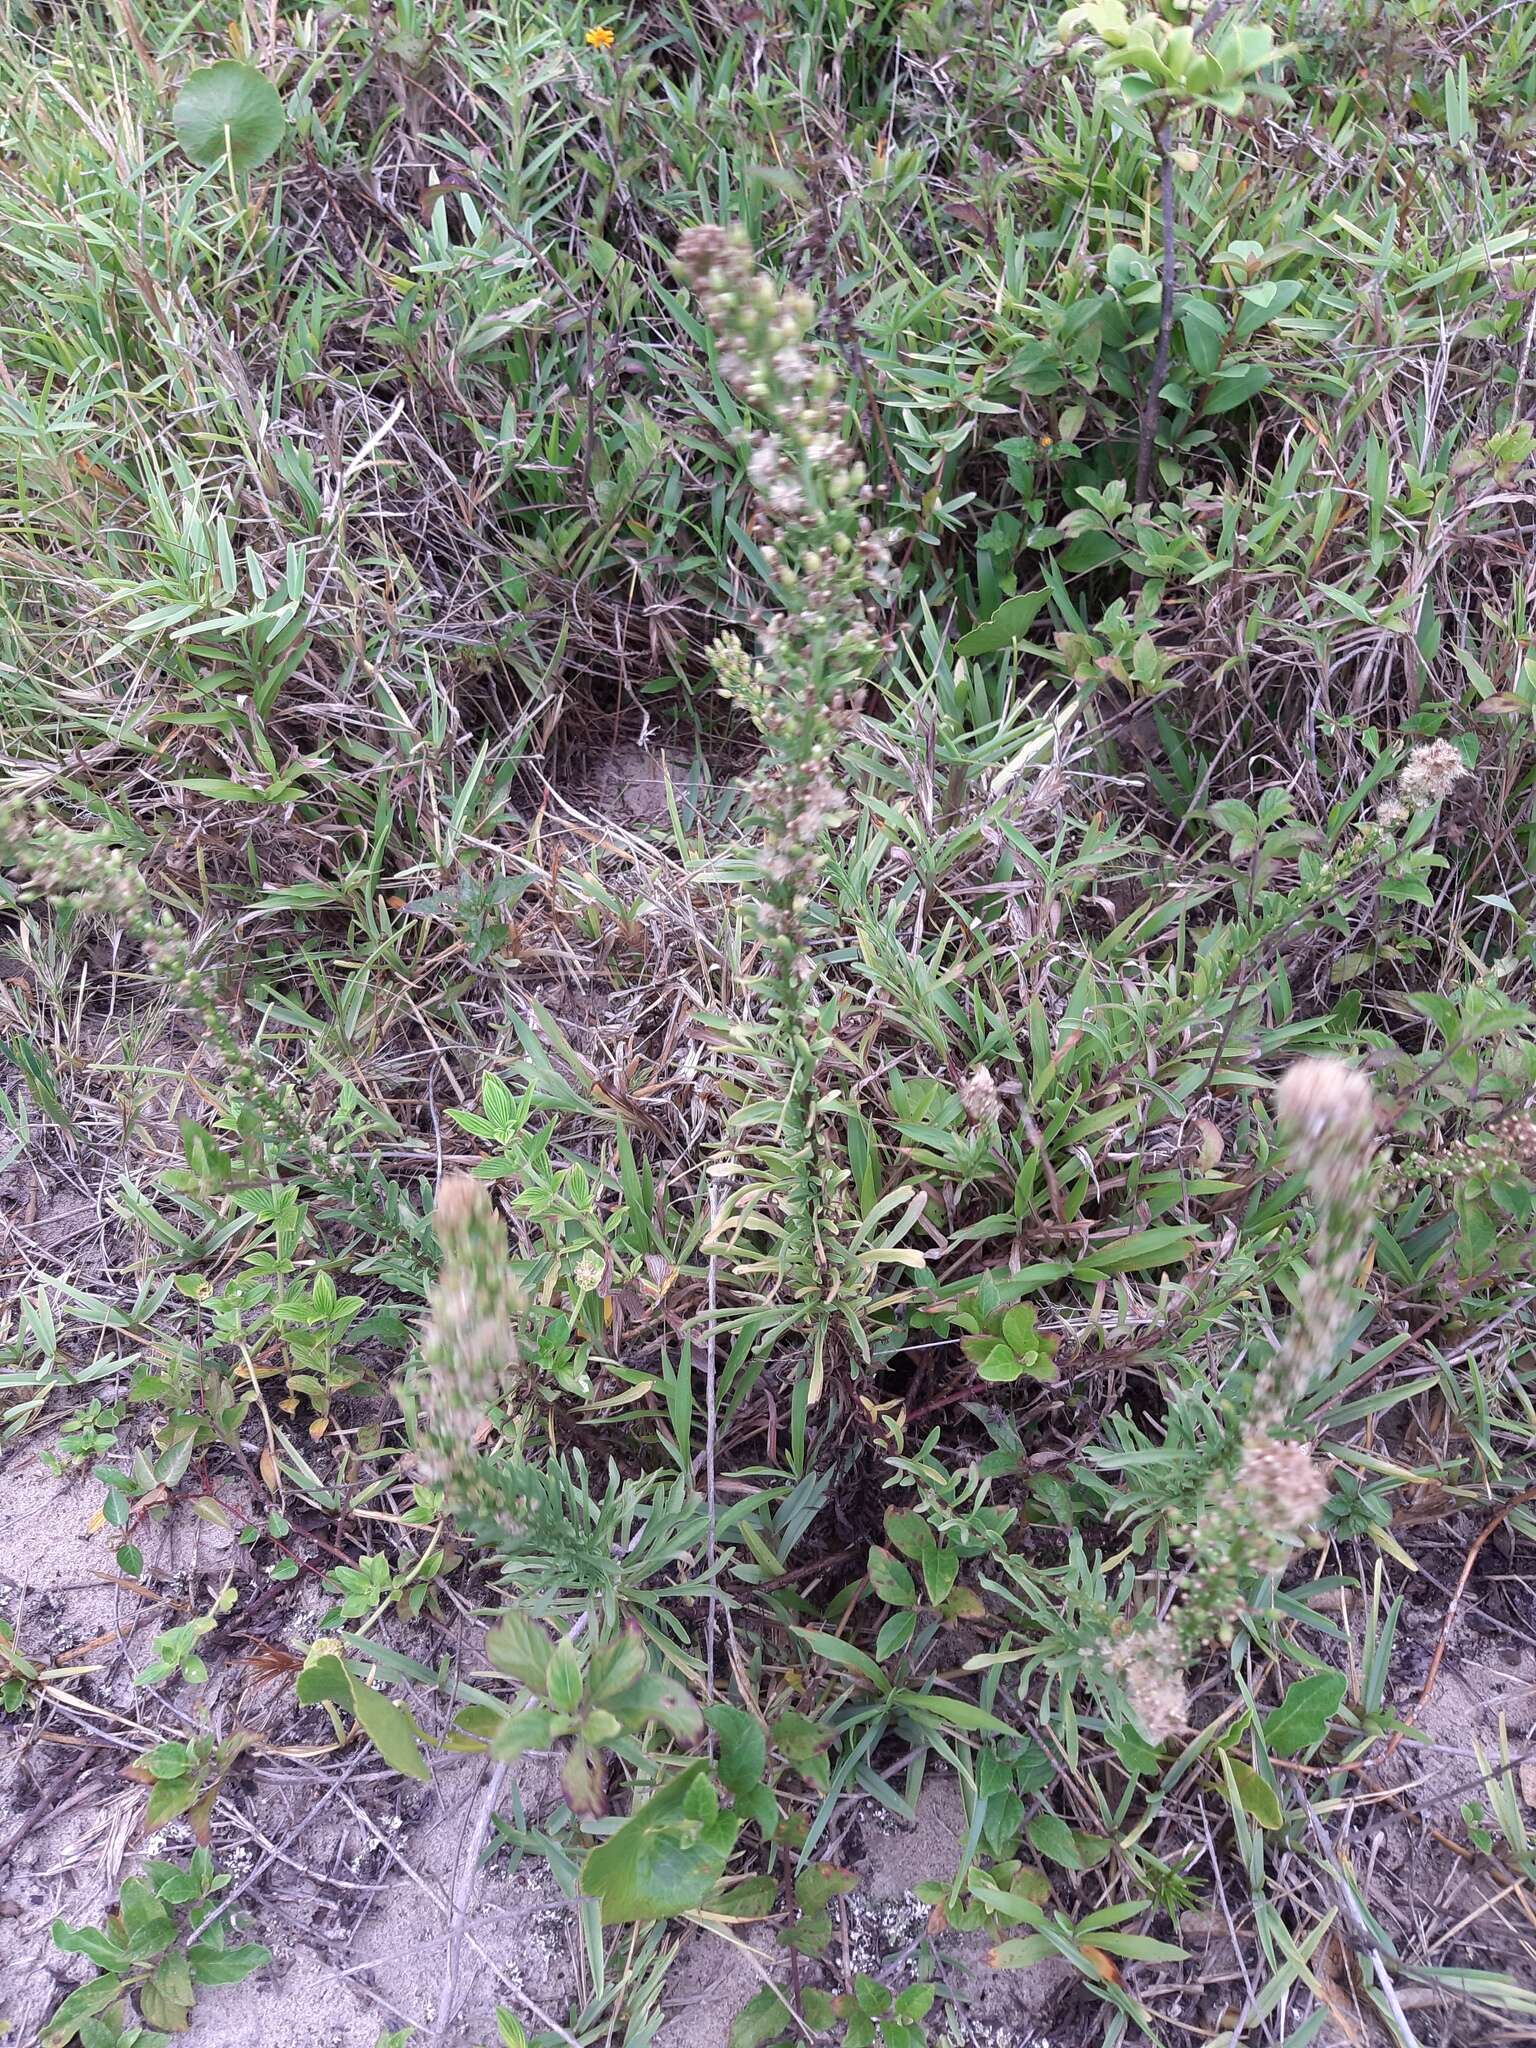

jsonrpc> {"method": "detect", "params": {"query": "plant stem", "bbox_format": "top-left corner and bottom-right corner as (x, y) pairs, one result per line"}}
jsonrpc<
(1135, 122), (1178, 507)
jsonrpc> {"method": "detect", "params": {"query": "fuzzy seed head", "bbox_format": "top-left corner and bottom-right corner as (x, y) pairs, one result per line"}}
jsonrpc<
(1235, 1431), (1330, 1547)
(959, 1065), (1003, 1126)
(1397, 739), (1466, 808)
(433, 1171), (484, 1235)
(1276, 1057), (1375, 1153)
(1111, 1628), (1189, 1746)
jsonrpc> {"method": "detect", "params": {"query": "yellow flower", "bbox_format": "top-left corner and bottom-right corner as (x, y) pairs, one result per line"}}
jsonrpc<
(584, 23), (615, 46)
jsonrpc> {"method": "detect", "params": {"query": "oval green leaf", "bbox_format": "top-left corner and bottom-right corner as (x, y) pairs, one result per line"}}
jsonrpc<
(1225, 1755), (1283, 1830)
(582, 1762), (741, 1924)
(1261, 1670), (1348, 1758)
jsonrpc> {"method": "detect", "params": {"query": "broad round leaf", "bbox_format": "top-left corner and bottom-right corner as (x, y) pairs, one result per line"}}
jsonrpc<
(173, 62), (284, 172)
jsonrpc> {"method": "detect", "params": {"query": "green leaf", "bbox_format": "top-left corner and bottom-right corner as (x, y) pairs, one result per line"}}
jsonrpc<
(1025, 1812), (1081, 1868)
(955, 588), (1050, 657)
(585, 1627), (647, 1705)
(1057, 530), (1123, 573)
(295, 1652), (352, 1708)
(41, 1975), (127, 2046)
(738, 1784), (779, 1834)
(853, 1974), (891, 2016)
(893, 1689), (1016, 1736)
(792, 1629), (888, 1692)
(800, 1987), (839, 2029)
(345, 1671), (430, 1781)
(489, 1707), (558, 1759)
(1107, 1720), (1160, 1778)
(138, 1950), (194, 2031)
(783, 1862), (860, 1959)
(145, 1774), (203, 1833)
(77, 2011), (144, 2048)
(115, 1876), (176, 1959)
(1225, 1755), (1284, 1829)
(544, 1639), (583, 1717)
(172, 62), (284, 172)
(1179, 297), (1226, 375)
(140, 1742), (193, 1781)
(867, 1546), (917, 1608)
(1088, 1930), (1190, 1962)
(875, 1609), (916, 1662)
(560, 1739), (607, 1816)
(1001, 1306), (1041, 1354)
(707, 1704), (767, 1803)
(1261, 1670), (1348, 1757)
(1009, 1740), (1057, 1796)
(986, 1935), (1054, 1969)
(605, 1670), (704, 1745)
(727, 1985), (795, 2048)
(709, 1873), (779, 1919)
(893, 1983), (936, 2020)
(795, 1862), (858, 1914)
(883, 1510), (927, 1560)
(1071, 1225), (1195, 1276)
(486, 1612), (555, 1691)
(185, 1938), (271, 1985)
(771, 1709), (833, 1791)
(451, 1704), (506, 1745)
(920, 1543), (958, 1607)
(482, 1073), (518, 1133)
(50, 1923), (128, 1971)
(974, 1340), (1026, 1384)
(582, 1762), (742, 1924)
(1199, 362), (1272, 415)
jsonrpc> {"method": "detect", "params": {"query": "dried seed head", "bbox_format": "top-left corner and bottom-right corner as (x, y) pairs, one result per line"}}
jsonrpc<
(1111, 1628), (1189, 1746)
(1235, 1431), (1330, 1548)
(1397, 739), (1466, 808)
(959, 1065), (1003, 1127)
(419, 1176), (523, 1488)
(1276, 1057), (1375, 1153)
(1495, 1115), (1536, 1169)
(433, 1172), (484, 1234)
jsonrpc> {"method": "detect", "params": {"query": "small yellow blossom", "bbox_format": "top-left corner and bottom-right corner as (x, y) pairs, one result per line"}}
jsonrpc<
(584, 23), (615, 46)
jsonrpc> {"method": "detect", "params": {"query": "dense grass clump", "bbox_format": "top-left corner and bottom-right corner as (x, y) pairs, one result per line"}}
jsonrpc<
(3, 2), (1536, 2044)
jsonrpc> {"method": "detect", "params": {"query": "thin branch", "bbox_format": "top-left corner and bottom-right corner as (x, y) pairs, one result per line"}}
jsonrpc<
(1134, 122), (1178, 507)
(704, 1184), (721, 1709)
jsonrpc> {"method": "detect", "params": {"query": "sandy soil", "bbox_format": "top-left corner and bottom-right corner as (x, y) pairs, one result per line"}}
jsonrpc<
(0, 1440), (573, 2046)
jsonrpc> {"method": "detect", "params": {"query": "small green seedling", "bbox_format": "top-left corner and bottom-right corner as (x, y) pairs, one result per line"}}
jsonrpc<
(123, 1731), (258, 1841)
(44, 1850), (268, 2045)
(134, 1585), (237, 1690)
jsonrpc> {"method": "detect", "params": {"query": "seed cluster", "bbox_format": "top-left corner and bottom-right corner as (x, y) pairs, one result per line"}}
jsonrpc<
(417, 1174), (525, 1509)
(1375, 737), (1470, 829)
(676, 224), (894, 975)
(1112, 1057), (1377, 1745)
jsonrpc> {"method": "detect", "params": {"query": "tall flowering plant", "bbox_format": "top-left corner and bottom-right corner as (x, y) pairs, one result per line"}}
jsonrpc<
(676, 227), (896, 1382)
(1113, 1058), (1377, 1742)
